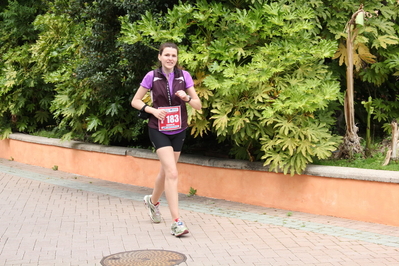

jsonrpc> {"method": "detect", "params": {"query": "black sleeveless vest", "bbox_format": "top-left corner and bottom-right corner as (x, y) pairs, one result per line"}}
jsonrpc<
(148, 67), (188, 131)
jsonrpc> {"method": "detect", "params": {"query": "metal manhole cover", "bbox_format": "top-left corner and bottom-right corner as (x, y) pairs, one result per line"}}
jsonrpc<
(100, 249), (187, 266)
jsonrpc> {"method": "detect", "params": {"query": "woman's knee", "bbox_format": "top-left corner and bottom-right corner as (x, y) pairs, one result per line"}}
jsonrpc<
(165, 169), (179, 180)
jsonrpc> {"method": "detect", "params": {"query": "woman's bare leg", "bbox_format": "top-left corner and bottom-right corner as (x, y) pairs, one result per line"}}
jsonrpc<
(152, 146), (181, 220)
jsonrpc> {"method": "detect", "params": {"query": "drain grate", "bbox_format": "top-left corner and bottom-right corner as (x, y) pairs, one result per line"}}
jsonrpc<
(100, 249), (187, 266)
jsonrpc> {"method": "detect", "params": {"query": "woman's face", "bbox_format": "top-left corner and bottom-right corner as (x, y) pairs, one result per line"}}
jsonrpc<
(158, 47), (178, 72)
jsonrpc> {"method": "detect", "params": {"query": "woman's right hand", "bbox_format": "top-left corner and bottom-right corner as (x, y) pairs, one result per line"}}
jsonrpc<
(152, 108), (167, 121)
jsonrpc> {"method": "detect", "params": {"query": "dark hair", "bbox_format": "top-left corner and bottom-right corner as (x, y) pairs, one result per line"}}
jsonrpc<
(159, 42), (179, 56)
(158, 42), (180, 69)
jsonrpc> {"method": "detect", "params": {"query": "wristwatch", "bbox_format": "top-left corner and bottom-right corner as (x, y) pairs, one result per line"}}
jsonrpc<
(185, 95), (192, 103)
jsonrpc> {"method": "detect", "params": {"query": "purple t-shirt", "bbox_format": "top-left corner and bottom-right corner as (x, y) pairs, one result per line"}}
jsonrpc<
(140, 70), (194, 91)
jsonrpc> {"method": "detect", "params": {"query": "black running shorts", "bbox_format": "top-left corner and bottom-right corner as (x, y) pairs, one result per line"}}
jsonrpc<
(148, 127), (186, 152)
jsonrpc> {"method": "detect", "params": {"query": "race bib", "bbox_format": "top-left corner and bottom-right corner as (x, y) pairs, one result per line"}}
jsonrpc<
(158, 106), (182, 131)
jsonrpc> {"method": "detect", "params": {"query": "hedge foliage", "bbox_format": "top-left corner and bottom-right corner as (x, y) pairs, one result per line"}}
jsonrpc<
(1, 0), (398, 174)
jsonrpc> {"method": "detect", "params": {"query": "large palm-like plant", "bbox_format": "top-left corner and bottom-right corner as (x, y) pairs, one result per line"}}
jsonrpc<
(338, 5), (367, 158)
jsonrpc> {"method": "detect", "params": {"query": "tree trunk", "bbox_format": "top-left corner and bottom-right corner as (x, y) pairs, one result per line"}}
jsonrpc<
(391, 120), (398, 160)
(339, 23), (363, 158)
(337, 12), (363, 159)
(382, 120), (398, 166)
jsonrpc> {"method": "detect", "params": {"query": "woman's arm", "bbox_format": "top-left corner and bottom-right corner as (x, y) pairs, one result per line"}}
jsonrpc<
(131, 86), (167, 120)
(175, 86), (202, 110)
(131, 86), (149, 110)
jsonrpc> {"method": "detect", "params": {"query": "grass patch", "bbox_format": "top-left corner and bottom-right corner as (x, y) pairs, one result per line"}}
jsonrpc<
(31, 127), (87, 142)
(313, 138), (399, 171)
(32, 128), (70, 139)
(313, 151), (399, 171)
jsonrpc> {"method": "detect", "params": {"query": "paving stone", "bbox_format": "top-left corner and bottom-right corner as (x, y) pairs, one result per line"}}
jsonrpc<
(0, 158), (398, 266)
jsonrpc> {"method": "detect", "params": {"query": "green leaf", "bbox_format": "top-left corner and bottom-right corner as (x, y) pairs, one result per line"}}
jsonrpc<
(86, 115), (102, 132)
(34, 110), (49, 124)
(0, 127), (13, 139)
(280, 135), (298, 156)
(296, 139), (314, 159)
(275, 120), (297, 136)
(106, 103), (121, 117)
(92, 128), (109, 145)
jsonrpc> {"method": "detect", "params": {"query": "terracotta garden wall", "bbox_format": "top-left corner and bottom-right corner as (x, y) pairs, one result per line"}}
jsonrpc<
(1, 133), (398, 227)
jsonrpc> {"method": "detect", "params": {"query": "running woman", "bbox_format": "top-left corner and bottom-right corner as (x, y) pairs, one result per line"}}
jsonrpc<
(131, 42), (201, 237)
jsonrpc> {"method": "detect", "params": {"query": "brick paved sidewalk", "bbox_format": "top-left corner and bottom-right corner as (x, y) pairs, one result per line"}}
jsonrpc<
(0, 158), (398, 266)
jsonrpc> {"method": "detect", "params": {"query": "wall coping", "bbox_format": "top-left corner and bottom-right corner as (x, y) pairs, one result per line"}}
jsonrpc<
(9, 133), (399, 184)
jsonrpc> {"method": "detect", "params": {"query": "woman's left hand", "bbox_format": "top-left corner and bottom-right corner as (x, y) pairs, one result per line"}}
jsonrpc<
(175, 90), (190, 102)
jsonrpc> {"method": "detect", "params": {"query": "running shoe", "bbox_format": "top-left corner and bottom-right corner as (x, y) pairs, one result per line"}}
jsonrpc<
(143, 195), (162, 223)
(171, 219), (189, 237)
